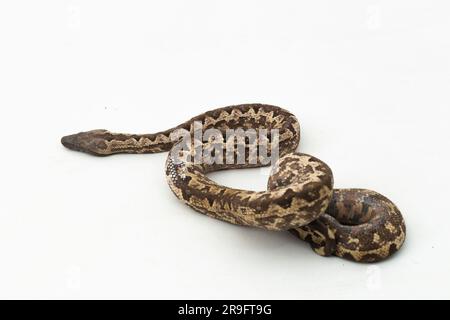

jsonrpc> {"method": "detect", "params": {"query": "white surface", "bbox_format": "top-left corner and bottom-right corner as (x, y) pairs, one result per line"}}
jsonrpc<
(0, 0), (449, 299)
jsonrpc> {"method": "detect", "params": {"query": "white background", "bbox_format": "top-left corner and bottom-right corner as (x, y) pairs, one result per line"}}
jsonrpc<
(0, 0), (449, 299)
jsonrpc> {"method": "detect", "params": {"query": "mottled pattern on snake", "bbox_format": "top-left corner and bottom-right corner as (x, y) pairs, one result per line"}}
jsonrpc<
(61, 103), (406, 262)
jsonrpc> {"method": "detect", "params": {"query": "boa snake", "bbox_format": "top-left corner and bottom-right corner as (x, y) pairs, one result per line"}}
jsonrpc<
(61, 103), (406, 262)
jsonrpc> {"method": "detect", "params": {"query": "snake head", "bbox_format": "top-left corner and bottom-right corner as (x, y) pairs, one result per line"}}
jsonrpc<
(61, 129), (111, 156)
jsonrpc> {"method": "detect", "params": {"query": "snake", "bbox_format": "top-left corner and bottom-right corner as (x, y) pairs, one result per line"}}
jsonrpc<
(61, 103), (406, 262)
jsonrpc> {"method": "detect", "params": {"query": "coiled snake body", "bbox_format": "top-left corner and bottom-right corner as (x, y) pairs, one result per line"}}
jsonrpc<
(62, 104), (405, 262)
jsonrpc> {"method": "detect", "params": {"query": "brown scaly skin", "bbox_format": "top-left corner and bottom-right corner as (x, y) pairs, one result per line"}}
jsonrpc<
(289, 190), (406, 262)
(61, 103), (406, 262)
(166, 152), (333, 230)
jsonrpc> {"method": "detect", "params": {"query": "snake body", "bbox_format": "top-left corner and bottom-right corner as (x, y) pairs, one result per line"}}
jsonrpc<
(62, 103), (405, 262)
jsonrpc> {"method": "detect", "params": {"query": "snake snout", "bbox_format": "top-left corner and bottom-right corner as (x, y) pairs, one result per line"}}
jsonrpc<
(61, 134), (81, 151)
